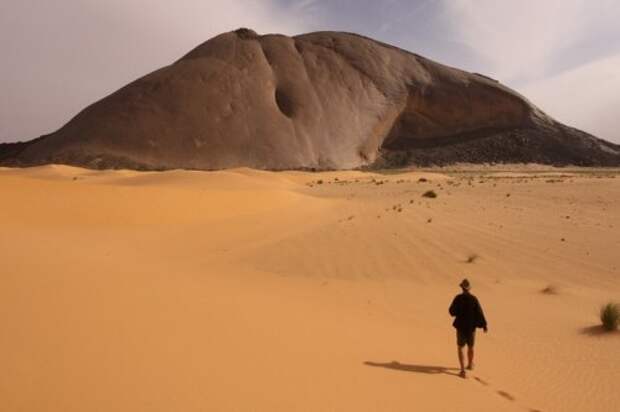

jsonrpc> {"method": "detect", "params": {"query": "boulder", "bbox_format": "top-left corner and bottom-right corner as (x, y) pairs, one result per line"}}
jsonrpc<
(3, 28), (619, 169)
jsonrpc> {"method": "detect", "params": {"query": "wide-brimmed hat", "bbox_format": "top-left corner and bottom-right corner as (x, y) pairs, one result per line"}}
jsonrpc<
(459, 278), (471, 290)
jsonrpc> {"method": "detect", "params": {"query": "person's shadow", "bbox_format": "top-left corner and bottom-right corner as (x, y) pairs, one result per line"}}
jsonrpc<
(364, 361), (460, 377)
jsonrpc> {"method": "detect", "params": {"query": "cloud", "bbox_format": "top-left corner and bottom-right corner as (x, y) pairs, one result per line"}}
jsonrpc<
(521, 54), (620, 144)
(1, 0), (618, 144)
(0, 0), (309, 142)
(442, 0), (589, 82)
(441, 0), (620, 142)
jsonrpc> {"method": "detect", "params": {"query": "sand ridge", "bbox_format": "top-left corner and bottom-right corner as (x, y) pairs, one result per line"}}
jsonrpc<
(1, 165), (619, 411)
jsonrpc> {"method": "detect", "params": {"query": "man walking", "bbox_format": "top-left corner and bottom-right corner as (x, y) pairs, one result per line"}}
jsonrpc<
(449, 278), (487, 378)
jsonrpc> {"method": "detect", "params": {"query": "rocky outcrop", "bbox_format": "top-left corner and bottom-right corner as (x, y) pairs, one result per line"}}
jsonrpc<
(3, 28), (620, 169)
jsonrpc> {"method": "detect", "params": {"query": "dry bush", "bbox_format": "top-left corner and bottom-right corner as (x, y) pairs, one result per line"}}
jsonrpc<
(600, 303), (620, 331)
(541, 285), (559, 295)
(466, 254), (479, 264)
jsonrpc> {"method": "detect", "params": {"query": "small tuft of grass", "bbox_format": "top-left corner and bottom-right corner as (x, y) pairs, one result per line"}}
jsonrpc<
(422, 190), (437, 199)
(316, 179), (323, 185)
(600, 303), (620, 331)
(541, 285), (559, 295)
(418, 177), (428, 183)
(466, 254), (479, 264)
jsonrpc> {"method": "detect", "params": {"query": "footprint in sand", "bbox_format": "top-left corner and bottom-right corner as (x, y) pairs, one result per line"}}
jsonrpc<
(473, 375), (542, 411)
(474, 376), (489, 386)
(496, 390), (516, 401)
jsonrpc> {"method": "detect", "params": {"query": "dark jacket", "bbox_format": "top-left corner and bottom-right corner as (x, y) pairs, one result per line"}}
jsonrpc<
(449, 292), (487, 332)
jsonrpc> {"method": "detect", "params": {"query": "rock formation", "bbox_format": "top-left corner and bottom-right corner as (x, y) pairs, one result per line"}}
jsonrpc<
(2, 28), (619, 169)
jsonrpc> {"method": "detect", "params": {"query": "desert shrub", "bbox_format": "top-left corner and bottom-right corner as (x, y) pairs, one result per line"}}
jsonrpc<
(466, 254), (479, 264)
(541, 285), (558, 295)
(422, 190), (437, 198)
(600, 303), (620, 331)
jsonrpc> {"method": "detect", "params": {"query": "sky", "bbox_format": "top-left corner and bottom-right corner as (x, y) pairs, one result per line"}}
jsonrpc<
(1, 0), (619, 143)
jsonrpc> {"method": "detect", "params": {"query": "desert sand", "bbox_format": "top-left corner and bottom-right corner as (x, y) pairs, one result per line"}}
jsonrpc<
(1, 164), (619, 411)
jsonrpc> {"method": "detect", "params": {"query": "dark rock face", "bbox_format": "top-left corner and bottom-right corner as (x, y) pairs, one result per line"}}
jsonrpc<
(2, 29), (620, 169)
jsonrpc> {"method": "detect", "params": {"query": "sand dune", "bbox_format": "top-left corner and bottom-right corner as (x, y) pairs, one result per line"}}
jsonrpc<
(1, 165), (619, 411)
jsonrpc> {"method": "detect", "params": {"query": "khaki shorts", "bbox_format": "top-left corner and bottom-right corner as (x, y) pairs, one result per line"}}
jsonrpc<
(457, 329), (475, 347)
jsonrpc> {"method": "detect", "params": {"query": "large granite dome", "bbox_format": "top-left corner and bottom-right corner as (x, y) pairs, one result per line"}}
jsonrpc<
(2, 28), (619, 169)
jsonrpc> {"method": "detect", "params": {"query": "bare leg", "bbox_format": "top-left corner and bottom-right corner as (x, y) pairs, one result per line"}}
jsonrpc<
(467, 345), (474, 370)
(457, 346), (465, 375)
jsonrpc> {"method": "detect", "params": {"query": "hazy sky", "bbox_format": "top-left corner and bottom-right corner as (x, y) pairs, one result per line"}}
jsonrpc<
(1, 0), (619, 143)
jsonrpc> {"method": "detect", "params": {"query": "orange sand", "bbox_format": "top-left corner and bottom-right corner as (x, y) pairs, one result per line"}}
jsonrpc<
(1, 165), (619, 411)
